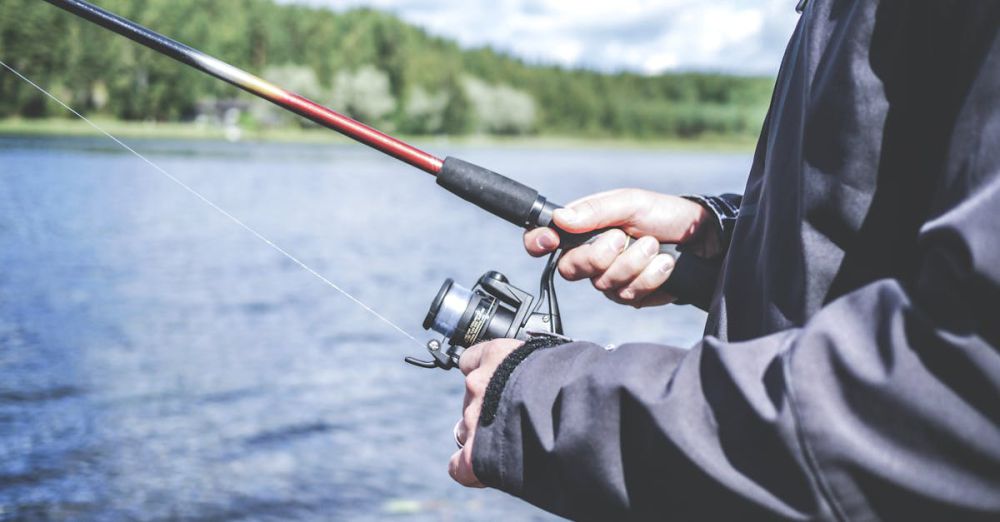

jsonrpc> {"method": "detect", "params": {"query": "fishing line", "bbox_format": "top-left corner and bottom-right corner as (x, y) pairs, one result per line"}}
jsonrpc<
(0, 58), (422, 347)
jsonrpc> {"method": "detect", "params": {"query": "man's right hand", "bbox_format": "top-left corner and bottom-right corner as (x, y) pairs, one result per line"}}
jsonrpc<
(523, 189), (717, 308)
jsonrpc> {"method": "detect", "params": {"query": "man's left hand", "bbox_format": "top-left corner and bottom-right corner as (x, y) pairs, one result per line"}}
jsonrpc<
(449, 338), (523, 487)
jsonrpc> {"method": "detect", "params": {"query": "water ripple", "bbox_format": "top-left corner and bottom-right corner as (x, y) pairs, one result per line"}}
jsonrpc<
(243, 421), (341, 447)
(0, 385), (85, 404)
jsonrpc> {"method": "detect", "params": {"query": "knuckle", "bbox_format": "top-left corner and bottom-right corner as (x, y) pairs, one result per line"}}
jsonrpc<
(627, 245), (652, 269)
(463, 448), (477, 470)
(465, 370), (489, 392)
(559, 257), (591, 281)
(598, 267), (628, 289)
(633, 191), (657, 221)
(621, 257), (644, 276)
(464, 342), (483, 357)
(458, 345), (481, 369)
(635, 254), (673, 291)
(603, 289), (625, 304)
(463, 406), (478, 427)
(484, 346), (511, 367)
(634, 270), (661, 291)
(465, 371), (488, 396)
(481, 339), (501, 352)
(580, 199), (600, 217)
(632, 277), (657, 293)
(593, 255), (615, 273)
(593, 246), (619, 271)
(601, 265), (633, 288)
(623, 190), (643, 218)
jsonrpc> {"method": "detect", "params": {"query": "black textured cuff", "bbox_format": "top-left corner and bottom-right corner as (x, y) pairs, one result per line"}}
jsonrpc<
(479, 335), (569, 427)
(682, 193), (742, 249)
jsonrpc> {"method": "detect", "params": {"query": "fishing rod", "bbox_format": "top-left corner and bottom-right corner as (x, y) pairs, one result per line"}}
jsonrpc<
(41, 0), (718, 368)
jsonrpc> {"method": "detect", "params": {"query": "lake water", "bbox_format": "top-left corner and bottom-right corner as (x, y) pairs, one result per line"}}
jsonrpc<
(0, 136), (749, 520)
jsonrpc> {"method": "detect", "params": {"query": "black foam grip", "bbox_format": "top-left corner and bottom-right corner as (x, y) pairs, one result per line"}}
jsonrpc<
(437, 157), (539, 228)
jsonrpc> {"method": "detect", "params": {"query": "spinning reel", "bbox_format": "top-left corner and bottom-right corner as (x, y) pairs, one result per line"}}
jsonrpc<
(406, 253), (563, 370)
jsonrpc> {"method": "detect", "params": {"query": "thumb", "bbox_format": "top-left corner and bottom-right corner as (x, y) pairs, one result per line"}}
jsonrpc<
(458, 343), (485, 376)
(552, 189), (643, 233)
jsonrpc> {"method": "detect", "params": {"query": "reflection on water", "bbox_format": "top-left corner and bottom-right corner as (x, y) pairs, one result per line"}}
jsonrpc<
(0, 136), (749, 520)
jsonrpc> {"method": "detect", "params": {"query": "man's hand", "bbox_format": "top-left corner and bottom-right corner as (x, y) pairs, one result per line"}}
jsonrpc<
(524, 189), (716, 308)
(448, 338), (523, 488)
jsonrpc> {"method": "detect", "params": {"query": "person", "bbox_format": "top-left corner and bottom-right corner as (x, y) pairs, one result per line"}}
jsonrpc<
(447, 1), (1000, 520)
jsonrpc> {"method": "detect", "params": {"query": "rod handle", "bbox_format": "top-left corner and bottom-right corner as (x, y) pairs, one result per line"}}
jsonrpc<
(546, 215), (721, 309)
(437, 157), (541, 228)
(436, 157), (721, 308)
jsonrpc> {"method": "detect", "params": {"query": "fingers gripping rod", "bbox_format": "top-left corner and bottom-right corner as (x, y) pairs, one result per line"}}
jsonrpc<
(435, 158), (720, 304)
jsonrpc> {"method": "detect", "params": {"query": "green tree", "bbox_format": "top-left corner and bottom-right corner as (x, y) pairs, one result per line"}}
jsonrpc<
(0, 0), (773, 139)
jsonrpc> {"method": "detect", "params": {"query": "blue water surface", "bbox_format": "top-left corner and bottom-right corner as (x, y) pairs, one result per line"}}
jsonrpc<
(0, 136), (749, 520)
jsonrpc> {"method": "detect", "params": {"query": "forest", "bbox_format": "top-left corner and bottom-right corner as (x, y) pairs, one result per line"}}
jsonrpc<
(0, 0), (775, 140)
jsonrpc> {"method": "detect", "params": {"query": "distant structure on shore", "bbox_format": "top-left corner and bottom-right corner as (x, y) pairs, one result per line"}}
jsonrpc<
(194, 99), (250, 142)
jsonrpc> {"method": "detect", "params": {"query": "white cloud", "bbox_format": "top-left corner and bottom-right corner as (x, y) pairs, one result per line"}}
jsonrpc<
(279, 0), (801, 75)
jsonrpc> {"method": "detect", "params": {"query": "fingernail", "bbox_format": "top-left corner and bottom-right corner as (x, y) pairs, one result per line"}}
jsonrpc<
(555, 208), (578, 224)
(606, 232), (627, 253)
(641, 237), (659, 257)
(536, 234), (557, 250)
(620, 289), (635, 300)
(658, 254), (675, 273)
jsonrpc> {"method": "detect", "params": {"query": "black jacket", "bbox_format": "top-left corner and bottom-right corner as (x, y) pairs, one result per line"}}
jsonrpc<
(472, 1), (1000, 519)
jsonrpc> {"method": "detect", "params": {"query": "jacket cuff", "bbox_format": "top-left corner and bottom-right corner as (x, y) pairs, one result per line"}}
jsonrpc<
(472, 335), (572, 491)
(479, 335), (570, 427)
(682, 193), (742, 250)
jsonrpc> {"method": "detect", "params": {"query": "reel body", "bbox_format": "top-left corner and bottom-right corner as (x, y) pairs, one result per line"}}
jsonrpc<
(406, 255), (563, 370)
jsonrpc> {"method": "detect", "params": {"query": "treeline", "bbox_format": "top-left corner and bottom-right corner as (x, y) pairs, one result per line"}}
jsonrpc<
(0, 0), (774, 139)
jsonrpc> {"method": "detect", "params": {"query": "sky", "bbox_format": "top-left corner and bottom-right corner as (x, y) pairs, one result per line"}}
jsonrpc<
(281, 0), (802, 75)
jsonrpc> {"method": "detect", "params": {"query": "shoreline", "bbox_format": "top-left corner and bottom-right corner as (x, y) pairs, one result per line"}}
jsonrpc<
(0, 118), (757, 153)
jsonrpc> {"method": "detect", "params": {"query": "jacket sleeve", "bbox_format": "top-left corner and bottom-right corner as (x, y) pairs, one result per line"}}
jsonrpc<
(682, 193), (742, 251)
(471, 65), (1000, 522)
(665, 193), (742, 311)
(472, 200), (1000, 520)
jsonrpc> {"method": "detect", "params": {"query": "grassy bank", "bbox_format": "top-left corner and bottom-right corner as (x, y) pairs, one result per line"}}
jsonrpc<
(0, 118), (758, 152)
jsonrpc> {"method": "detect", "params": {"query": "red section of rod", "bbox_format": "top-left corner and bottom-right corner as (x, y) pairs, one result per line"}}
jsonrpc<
(44, 0), (444, 175)
(283, 93), (443, 175)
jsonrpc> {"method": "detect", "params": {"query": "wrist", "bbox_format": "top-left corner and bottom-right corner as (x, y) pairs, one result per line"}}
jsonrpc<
(479, 335), (570, 428)
(681, 194), (741, 257)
